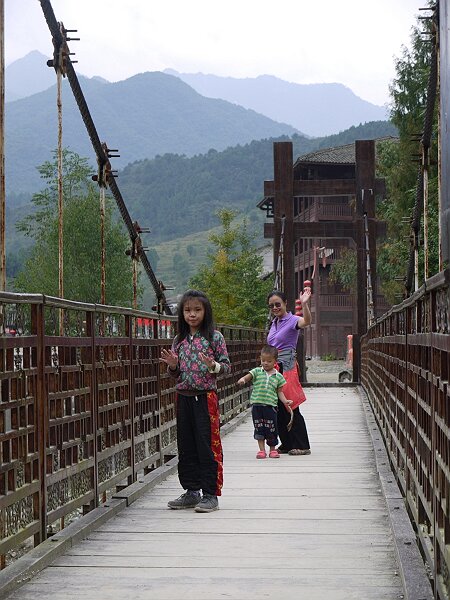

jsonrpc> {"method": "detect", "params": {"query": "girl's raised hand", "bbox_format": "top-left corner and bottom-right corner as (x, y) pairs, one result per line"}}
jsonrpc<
(198, 352), (215, 370)
(160, 349), (178, 370)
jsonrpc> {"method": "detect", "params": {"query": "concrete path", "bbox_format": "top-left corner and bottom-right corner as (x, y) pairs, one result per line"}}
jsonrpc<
(5, 387), (405, 599)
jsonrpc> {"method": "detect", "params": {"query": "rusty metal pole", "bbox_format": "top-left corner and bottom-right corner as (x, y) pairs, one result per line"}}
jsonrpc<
(133, 256), (138, 310)
(56, 50), (65, 529)
(100, 186), (106, 305)
(0, 0), (5, 292)
(57, 70), (64, 334)
(423, 147), (429, 281)
(439, 0), (450, 267)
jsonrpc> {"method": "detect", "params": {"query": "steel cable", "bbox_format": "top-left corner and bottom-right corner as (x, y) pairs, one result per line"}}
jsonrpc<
(38, 0), (170, 313)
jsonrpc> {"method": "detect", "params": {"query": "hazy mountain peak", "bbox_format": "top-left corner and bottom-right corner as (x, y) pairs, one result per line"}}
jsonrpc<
(166, 70), (388, 136)
(6, 50), (55, 101)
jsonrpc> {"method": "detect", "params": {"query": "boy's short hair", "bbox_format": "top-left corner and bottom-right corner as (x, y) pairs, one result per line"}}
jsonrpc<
(260, 344), (278, 359)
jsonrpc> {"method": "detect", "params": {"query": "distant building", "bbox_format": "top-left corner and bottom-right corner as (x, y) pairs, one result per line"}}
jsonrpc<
(259, 140), (392, 359)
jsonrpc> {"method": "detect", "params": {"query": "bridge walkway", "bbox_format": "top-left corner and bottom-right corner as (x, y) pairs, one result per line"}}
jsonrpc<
(5, 387), (407, 599)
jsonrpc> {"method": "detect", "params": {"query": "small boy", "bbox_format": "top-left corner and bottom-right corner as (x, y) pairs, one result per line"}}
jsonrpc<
(237, 344), (292, 459)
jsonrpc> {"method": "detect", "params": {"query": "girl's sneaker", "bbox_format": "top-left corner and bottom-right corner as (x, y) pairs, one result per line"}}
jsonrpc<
(167, 490), (201, 509)
(256, 451), (267, 459)
(195, 494), (219, 512)
(269, 450), (280, 458)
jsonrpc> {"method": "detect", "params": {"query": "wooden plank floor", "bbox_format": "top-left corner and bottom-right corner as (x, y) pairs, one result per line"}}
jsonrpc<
(6, 387), (405, 599)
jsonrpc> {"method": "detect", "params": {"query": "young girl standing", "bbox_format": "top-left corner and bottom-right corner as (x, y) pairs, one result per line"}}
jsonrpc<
(160, 289), (231, 513)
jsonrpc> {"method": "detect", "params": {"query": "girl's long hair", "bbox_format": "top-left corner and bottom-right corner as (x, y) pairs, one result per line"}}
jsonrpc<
(176, 289), (215, 345)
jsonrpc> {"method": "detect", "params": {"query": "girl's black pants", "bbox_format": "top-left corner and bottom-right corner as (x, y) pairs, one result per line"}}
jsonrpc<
(176, 391), (223, 496)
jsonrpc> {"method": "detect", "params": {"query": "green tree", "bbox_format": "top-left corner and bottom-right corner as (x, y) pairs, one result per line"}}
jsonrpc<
(190, 209), (272, 328)
(377, 10), (439, 301)
(328, 247), (357, 294)
(15, 149), (138, 306)
(329, 10), (439, 304)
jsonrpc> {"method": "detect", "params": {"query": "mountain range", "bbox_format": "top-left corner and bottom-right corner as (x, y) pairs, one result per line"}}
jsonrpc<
(5, 51), (397, 298)
(164, 70), (388, 137)
(5, 53), (390, 195)
(6, 68), (299, 194)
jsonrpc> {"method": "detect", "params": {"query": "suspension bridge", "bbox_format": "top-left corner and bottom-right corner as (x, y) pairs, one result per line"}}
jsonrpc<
(0, 1), (449, 599)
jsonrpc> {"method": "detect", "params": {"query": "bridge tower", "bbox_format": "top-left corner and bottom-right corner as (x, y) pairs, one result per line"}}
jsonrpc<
(259, 139), (388, 381)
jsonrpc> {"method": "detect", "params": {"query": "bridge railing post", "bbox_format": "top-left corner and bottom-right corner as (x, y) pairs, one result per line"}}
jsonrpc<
(86, 309), (99, 509)
(126, 314), (136, 485)
(34, 300), (48, 544)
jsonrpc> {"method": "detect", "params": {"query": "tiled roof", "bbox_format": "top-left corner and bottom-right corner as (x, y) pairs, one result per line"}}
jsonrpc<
(295, 143), (355, 166)
(294, 136), (398, 167)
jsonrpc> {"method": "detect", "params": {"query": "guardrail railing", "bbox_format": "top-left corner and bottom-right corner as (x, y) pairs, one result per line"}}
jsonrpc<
(361, 268), (450, 600)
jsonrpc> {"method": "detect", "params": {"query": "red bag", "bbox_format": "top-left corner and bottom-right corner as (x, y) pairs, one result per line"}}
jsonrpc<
(281, 362), (306, 410)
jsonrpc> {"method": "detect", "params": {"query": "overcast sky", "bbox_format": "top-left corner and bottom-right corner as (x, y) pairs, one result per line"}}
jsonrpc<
(6, 0), (424, 106)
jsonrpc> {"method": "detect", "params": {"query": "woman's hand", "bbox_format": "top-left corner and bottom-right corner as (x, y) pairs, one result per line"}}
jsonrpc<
(282, 398), (293, 406)
(160, 349), (178, 370)
(299, 287), (312, 305)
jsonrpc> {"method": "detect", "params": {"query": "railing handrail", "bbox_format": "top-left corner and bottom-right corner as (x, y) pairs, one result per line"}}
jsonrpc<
(361, 267), (450, 599)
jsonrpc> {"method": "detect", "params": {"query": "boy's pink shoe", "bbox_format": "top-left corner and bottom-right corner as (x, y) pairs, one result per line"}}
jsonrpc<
(256, 451), (267, 459)
(269, 450), (280, 458)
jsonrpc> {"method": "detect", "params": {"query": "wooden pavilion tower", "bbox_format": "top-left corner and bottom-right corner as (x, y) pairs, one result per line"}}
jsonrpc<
(258, 140), (390, 380)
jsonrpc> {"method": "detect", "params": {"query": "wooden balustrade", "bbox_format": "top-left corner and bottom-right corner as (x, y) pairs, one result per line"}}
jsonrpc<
(0, 293), (264, 568)
(361, 269), (450, 600)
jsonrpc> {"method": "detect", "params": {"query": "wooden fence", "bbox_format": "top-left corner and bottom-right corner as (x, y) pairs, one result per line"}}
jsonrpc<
(361, 268), (450, 600)
(0, 292), (265, 568)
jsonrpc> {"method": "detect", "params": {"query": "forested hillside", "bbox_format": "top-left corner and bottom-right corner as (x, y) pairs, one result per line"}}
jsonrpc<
(6, 71), (298, 194)
(7, 119), (397, 298)
(119, 120), (397, 244)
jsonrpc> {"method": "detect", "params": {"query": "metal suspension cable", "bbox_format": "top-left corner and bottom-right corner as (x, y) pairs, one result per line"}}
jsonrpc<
(273, 216), (285, 291)
(38, 0), (171, 314)
(267, 216), (285, 327)
(363, 211), (375, 327)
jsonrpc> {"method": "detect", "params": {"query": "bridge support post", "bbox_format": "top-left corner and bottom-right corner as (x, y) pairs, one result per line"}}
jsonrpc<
(439, 0), (450, 266)
(354, 141), (376, 381)
(34, 301), (48, 543)
(273, 142), (295, 308)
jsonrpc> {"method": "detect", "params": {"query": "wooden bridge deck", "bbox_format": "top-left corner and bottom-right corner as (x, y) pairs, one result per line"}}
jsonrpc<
(5, 387), (407, 599)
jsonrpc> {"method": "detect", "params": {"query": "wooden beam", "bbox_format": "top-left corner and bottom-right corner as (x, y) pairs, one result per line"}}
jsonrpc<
(264, 221), (356, 239)
(273, 142), (295, 307)
(264, 220), (385, 240)
(263, 178), (385, 198)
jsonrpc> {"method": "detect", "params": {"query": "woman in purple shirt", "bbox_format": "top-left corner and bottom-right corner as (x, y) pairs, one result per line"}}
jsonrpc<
(267, 289), (312, 455)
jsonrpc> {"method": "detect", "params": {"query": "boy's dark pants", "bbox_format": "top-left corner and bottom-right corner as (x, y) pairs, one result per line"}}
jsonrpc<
(176, 391), (223, 496)
(251, 404), (278, 447)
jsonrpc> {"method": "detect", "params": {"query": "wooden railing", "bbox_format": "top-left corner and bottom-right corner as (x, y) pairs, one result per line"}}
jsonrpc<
(361, 269), (450, 600)
(318, 294), (354, 308)
(0, 292), (265, 568)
